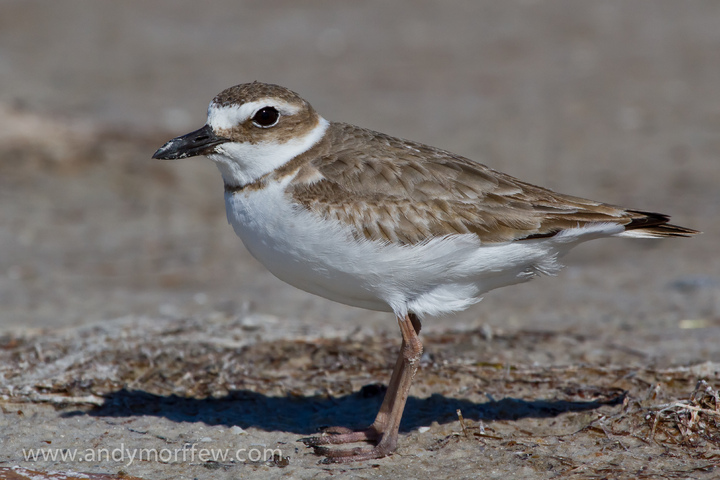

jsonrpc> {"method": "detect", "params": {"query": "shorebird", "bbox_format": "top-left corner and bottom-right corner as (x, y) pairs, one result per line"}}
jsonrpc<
(153, 82), (698, 462)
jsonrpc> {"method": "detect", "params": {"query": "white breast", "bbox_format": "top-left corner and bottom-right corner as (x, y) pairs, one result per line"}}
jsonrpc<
(223, 177), (620, 319)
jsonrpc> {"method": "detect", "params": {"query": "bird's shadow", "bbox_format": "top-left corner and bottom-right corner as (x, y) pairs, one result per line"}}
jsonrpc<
(64, 387), (623, 435)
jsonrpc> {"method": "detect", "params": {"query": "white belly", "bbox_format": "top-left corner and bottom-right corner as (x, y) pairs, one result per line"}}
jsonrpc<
(225, 180), (395, 312)
(224, 178), (619, 318)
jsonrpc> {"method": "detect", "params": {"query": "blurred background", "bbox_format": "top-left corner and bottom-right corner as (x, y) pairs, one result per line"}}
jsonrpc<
(1, 1), (718, 349)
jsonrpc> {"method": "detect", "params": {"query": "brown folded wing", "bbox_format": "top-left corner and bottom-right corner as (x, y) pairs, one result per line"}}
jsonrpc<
(289, 123), (696, 245)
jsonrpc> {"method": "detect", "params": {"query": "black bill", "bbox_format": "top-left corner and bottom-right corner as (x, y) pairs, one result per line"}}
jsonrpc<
(152, 124), (228, 160)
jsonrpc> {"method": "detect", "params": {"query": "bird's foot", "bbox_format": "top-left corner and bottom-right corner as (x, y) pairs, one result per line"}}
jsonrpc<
(299, 426), (398, 462)
(313, 442), (396, 463)
(299, 425), (380, 446)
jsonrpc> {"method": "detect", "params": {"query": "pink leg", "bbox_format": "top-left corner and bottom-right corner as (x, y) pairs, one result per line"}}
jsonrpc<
(300, 313), (423, 463)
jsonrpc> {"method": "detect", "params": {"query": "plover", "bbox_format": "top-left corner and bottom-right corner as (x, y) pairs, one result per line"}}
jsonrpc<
(153, 82), (698, 462)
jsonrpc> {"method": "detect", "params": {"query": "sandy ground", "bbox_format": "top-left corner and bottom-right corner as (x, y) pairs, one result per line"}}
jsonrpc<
(1, 1), (719, 479)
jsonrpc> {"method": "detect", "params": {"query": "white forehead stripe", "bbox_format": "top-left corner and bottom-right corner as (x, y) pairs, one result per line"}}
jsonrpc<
(207, 99), (302, 130)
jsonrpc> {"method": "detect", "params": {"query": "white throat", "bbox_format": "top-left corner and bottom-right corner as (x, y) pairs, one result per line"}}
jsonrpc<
(207, 117), (329, 187)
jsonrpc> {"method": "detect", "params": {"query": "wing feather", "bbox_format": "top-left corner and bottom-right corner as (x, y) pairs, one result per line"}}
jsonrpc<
(288, 123), (696, 244)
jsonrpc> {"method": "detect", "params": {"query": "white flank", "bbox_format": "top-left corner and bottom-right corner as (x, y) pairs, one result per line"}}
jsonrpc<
(224, 177), (625, 319)
(207, 100), (302, 130)
(615, 229), (664, 239)
(207, 117), (329, 186)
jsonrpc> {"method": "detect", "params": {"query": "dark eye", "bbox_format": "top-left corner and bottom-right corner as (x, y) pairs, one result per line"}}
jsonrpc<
(251, 107), (280, 128)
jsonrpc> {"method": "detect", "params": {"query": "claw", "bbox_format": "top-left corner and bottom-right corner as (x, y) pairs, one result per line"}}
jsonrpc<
(311, 445), (332, 456)
(298, 436), (322, 446)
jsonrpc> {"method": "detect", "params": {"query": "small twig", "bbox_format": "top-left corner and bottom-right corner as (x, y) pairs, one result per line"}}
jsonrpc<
(653, 402), (720, 419)
(457, 409), (470, 438)
(672, 403), (720, 417)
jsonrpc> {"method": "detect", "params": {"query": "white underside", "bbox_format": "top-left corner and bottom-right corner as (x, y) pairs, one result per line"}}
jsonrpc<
(224, 177), (625, 319)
